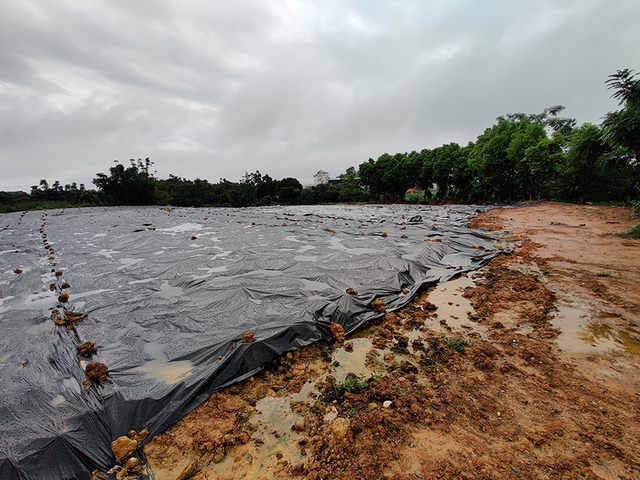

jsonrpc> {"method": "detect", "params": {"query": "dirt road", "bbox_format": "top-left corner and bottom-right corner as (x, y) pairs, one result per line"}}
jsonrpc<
(143, 202), (640, 480)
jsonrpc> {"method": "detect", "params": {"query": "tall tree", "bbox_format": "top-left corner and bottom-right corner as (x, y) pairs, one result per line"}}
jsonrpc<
(602, 69), (640, 199)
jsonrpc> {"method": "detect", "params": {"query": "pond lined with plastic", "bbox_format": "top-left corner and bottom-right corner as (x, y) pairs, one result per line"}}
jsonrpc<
(0, 204), (517, 480)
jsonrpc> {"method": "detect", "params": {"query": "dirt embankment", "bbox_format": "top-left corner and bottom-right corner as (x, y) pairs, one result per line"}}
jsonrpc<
(143, 202), (640, 480)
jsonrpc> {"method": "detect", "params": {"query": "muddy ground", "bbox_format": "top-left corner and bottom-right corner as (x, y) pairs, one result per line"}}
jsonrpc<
(142, 202), (640, 480)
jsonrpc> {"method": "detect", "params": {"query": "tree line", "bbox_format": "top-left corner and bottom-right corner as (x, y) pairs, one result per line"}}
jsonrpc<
(1, 69), (638, 213)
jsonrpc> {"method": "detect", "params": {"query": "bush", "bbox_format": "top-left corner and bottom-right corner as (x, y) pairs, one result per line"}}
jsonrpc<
(336, 373), (368, 393)
(444, 336), (470, 353)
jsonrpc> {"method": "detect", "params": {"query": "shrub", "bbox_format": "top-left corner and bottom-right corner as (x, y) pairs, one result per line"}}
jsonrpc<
(444, 336), (470, 353)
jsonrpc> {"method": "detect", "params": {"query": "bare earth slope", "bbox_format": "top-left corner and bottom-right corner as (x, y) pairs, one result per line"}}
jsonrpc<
(141, 202), (640, 480)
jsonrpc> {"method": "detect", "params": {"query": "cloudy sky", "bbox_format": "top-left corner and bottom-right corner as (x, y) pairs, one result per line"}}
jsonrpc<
(1, 0), (639, 191)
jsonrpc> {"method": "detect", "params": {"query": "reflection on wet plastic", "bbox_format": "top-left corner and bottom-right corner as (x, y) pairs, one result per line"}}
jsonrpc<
(294, 255), (319, 262)
(136, 342), (193, 384)
(299, 279), (331, 291)
(156, 282), (183, 299)
(159, 223), (203, 233)
(440, 254), (473, 268)
(328, 237), (381, 255)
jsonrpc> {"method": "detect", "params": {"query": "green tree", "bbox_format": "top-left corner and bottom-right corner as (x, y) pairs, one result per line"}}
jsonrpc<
(564, 124), (611, 204)
(338, 166), (362, 202)
(602, 69), (640, 200)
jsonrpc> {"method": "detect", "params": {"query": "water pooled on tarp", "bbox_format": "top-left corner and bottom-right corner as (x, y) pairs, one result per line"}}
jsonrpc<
(0, 203), (516, 479)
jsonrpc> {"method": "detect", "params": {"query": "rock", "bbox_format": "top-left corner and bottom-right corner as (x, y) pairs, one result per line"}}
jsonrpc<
(111, 436), (137, 463)
(402, 288), (409, 295)
(125, 458), (139, 469)
(115, 466), (128, 480)
(400, 360), (418, 373)
(329, 322), (345, 342)
(293, 416), (306, 432)
(346, 287), (357, 295)
(331, 418), (350, 441)
(237, 431), (250, 444)
(343, 341), (354, 353)
(381, 232), (387, 237)
(85, 362), (108, 381)
(371, 300), (386, 313)
(176, 462), (200, 480)
(61, 282), (71, 289)
(323, 406), (338, 422)
(58, 292), (69, 303)
(13, 269), (22, 274)
(131, 428), (149, 443)
(240, 331), (256, 343)
(77, 341), (98, 357)
(383, 400), (393, 408)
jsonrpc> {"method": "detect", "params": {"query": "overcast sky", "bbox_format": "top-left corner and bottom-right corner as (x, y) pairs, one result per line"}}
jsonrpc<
(1, 0), (639, 191)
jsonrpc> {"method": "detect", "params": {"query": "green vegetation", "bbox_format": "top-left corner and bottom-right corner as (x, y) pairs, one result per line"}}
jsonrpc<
(596, 271), (613, 277)
(336, 374), (369, 393)
(1, 69), (639, 212)
(444, 336), (470, 353)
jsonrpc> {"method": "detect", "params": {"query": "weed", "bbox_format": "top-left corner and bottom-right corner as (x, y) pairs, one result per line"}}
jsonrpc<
(596, 271), (612, 277)
(444, 335), (470, 353)
(626, 222), (640, 239)
(336, 373), (368, 393)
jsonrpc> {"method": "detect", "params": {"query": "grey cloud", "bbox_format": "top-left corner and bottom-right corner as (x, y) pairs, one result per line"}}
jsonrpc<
(1, 0), (639, 190)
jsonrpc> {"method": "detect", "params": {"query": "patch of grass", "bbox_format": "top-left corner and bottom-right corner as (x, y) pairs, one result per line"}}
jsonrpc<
(596, 271), (612, 277)
(627, 222), (640, 239)
(444, 335), (470, 353)
(336, 373), (368, 393)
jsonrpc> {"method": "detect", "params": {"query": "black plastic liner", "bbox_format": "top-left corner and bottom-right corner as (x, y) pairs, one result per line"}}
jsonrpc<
(0, 204), (518, 479)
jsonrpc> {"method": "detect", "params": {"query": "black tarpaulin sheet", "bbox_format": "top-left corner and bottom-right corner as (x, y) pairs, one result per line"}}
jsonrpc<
(0, 204), (518, 479)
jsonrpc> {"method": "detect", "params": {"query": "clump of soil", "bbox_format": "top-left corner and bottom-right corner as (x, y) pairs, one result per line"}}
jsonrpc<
(77, 341), (98, 357)
(58, 292), (69, 303)
(13, 268), (22, 274)
(240, 332), (256, 343)
(54, 310), (86, 328)
(85, 362), (109, 381)
(346, 288), (357, 295)
(371, 300), (386, 313)
(330, 322), (345, 342)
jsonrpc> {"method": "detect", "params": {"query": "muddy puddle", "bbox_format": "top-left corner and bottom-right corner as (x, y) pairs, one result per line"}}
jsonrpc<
(552, 301), (640, 355)
(209, 276), (486, 479)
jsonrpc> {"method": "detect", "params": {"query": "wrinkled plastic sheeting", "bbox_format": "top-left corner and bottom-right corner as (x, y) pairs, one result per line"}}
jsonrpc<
(0, 204), (519, 479)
